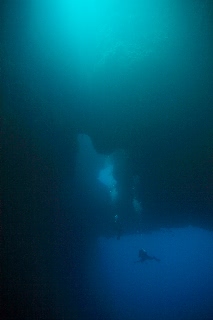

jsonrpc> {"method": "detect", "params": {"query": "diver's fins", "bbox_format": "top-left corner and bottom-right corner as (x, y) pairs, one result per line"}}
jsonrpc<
(153, 256), (161, 262)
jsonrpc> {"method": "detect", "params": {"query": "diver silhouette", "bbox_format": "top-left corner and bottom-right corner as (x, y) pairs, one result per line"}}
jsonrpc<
(135, 249), (160, 263)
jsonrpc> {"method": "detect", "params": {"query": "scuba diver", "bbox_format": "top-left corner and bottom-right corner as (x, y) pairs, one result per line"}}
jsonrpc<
(135, 249), (160, 263)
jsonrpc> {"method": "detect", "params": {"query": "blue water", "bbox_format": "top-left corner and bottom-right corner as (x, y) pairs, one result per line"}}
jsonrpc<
(88, 227), (213, 319)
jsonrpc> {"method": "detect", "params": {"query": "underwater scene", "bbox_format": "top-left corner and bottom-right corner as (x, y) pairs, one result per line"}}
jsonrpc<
(2, 0), (213, 319)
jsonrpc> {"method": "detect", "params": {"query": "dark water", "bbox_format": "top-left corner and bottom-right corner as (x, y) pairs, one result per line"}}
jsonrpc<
(2, 0), (213, 319)
(62, 135), (213, 320)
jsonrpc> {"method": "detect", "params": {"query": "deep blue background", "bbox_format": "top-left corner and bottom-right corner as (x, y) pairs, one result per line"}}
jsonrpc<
(88, 227), (213, 319)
